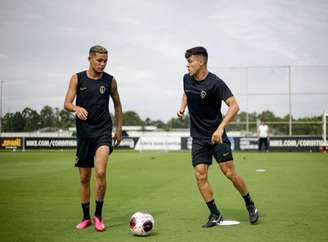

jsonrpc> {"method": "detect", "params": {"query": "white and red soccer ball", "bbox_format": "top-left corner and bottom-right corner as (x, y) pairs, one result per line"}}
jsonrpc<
(129, 211), (155, 236)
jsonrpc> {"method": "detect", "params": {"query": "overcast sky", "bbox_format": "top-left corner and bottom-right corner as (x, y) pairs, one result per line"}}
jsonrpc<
(1, 0), (328, 121)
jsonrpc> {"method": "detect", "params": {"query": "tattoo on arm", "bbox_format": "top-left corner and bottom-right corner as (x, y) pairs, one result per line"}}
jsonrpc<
(111, 78), (122, 129)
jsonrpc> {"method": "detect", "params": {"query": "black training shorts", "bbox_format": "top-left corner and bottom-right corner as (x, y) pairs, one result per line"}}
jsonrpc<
(75, 135), (113, 168)
(192, 137), (233, 167)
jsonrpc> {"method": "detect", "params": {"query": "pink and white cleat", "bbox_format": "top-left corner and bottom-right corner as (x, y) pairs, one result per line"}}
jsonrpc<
(76, 219), (92, 230)
(93, 216), (106, 232)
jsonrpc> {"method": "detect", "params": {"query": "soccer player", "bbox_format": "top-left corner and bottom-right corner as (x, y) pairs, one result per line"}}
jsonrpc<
(64, 45), (122, 231)
(177, 46), (259, 228)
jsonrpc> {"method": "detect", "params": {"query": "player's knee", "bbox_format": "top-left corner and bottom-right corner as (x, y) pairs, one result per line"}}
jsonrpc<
(195, 170), (207, 183)
(223, 169), (234, 180)
(95, 169), (106, 179)
(80, 174), (90, 185)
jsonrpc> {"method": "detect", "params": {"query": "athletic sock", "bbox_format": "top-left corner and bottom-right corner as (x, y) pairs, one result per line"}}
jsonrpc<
(95, 200), (104, 219)
(242, 193), (254, 206)
(206, 200), (220, 215)
(81, 202), (90, 220)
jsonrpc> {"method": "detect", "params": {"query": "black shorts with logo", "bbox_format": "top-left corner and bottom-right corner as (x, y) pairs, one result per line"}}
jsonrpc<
(75, 135), (113, 168)
(192, 137), (233, 167)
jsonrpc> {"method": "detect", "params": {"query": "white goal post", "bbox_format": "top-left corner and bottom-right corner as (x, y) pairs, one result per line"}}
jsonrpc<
(323, 113), (328, 148)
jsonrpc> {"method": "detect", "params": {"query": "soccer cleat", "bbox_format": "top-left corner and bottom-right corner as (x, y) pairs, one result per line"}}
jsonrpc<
(75, 219), (91, 230)
(93, 216), (106, 232)
(202, 213), (223, 228)
(247, 203), (259, 224)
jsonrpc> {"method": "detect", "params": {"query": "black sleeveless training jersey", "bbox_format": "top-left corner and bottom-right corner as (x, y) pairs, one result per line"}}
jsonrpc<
(75, 71), (113, 138)
(183, 72), (233, 139)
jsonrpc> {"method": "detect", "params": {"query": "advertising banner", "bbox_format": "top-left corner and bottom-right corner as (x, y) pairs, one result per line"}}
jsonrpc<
(0, 137), (22, 150)
(268, 137), (323, 151)
(135, 136), (181, 150)
(116, 137), (139, 149)
(0, 136), (322, 151)
(24, 137), (139, 149)
(239, 136), (323, 151)
(25, 138), (77, 149)
(182, 136), (322, 152)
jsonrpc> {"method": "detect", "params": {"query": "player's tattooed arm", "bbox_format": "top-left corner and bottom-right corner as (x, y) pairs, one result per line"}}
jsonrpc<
(111, 78), (122, 146)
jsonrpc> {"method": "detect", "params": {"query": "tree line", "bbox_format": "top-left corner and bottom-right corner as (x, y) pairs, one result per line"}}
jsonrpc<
(0, 106), (189, 132)
(0, 106), (323, 135)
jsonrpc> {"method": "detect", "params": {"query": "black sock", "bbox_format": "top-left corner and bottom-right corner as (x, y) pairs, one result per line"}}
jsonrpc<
(206, 200), (220, 215)
(81, 202), (90, 220)
(242, 193), (254, 206)
(95, 200), (104, 219)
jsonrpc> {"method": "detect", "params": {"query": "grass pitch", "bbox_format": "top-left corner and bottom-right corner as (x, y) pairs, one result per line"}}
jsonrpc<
(0, 150), (328, 242)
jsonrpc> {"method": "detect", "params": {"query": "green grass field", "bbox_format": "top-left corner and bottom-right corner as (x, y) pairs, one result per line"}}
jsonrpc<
(0, 150), (328, 242)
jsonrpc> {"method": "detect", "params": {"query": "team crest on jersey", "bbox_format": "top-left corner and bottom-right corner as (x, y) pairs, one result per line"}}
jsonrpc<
(99, 85), (106, 94)
(200, 90), (207, 99)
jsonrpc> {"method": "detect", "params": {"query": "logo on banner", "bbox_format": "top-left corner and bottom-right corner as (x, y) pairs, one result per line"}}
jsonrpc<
(0, 138), (21, 148)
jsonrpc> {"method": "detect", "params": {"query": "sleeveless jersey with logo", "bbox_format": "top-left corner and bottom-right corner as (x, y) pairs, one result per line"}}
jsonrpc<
(75, 71), (113, 138)
(183, 72), (233, 139)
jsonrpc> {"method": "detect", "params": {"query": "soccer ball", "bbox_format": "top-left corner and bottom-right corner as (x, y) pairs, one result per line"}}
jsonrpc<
(129, 211), (155, 236)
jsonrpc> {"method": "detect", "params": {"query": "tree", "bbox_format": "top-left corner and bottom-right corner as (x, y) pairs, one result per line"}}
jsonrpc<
(22, 107), (41, 131)
(258, 110), (276, 122)
(293, 116), (322, 135)
(145, 118), (152, 126)
(13, 112), (25, 131)
(144, 117), (166, 129)
(166, 113), (190, 129)
(53, 107), (61, 128)
(122, 111), (144, 126)
(59, 109), (75, 129)
(150, 120), (166, 129)
(40, 106), (55, 128)
(2, 113), (15, 131)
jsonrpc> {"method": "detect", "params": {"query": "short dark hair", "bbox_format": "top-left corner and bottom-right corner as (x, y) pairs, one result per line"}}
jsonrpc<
(89, 45), (108, 56)
(185, 46), (208, 63)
